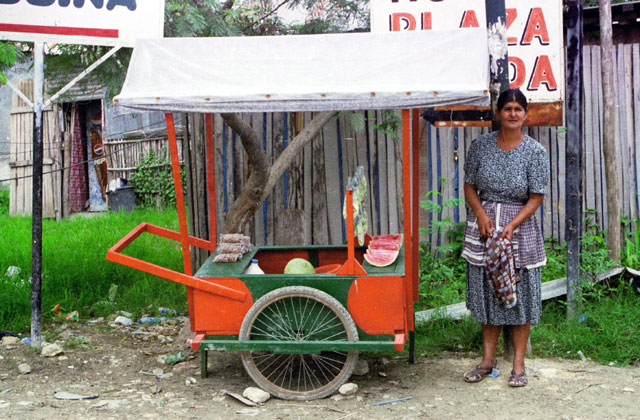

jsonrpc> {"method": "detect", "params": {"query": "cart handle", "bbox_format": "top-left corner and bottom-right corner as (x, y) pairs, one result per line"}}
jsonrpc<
(106, 223), (246, 302)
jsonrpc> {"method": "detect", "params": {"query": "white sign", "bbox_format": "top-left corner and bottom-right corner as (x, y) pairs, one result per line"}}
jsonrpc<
(0, 0), (165, 47)
(371, 0), (564, 104)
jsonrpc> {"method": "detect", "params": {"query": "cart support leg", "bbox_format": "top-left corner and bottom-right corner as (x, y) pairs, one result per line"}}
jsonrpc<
(201, 349), (208, 378)
(408, 330), (415, 364)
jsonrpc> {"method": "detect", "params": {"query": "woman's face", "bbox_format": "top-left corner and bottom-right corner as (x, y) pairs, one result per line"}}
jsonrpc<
(498, 101), (527, 131)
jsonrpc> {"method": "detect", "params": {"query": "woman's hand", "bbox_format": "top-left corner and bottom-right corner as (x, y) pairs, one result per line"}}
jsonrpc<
(500, 223), (515, 241)
(477, 213), (495, 238)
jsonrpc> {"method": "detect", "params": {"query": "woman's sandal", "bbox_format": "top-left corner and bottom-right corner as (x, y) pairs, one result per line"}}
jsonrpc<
(463, 361), (497, 383)
(508, 370), (528, 387)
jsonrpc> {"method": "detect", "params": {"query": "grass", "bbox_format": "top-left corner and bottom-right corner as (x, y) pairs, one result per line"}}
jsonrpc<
(531, 280), (640, 365)
(0, 204), (188, 333)
(414, 280), (640, 366)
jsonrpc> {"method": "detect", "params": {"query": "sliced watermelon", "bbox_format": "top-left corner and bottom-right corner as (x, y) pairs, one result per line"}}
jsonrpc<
(372, 234), (403, 247)
(369, 241), (400, 251)
(364, 249), (399, 267)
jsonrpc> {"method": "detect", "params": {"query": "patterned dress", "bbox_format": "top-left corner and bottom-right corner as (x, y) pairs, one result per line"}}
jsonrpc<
(463, 131), (550, 325)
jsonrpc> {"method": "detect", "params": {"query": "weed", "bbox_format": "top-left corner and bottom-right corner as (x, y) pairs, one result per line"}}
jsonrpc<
(130, 149), (184, 208)
(64, 336), (91, 350)
(417, 186), (466, 310)
(0, 184), (8, 216)
(621, 219), (640, 270)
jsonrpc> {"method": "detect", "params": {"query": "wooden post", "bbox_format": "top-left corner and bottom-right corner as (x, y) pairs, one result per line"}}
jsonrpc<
(599, 0), (621, 263)
(62, 130), (71, 218)
(485, 0), (509, 131)
(566, 0), (584, 320)
(30, 42), (45, 349)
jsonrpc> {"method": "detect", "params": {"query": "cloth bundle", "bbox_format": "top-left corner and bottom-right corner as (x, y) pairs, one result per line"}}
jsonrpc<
(484, 229), (521, 309)
(213, 234), (252, 263)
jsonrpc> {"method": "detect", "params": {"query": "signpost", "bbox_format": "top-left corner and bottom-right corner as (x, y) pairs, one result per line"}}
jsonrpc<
(0, 0), (165, 348)
(370, 0), (564, 126)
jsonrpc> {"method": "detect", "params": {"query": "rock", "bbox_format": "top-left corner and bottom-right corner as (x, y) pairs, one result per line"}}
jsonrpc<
(353, 360), (369, 376)
(242, 387), (271, 404)
(41, 343), (64, 357)
(87, 317), (104, 325)
(622, 387), (634, 393)
(1, 336), (20, 346)
(538, 368), (557, 378)
(338, 383), (358, 396)
(114, 316), (132, 327)
(152, 368), (164, 376)
(18, 363), (31, 374)
(235, 408), (261, 416)
(156, 356), (166, 365)
(185, 377), (197, 385)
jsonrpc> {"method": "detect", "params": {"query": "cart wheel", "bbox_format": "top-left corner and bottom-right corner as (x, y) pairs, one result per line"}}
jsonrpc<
(239, 286), (359, 400)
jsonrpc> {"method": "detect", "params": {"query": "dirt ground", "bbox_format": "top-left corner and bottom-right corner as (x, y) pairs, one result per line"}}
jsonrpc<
(1, 318), (638, 420)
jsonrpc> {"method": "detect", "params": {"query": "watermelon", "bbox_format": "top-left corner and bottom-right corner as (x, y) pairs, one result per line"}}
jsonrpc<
(371, 234), (403, 248)
(364, 248), (399, 267)
(369, 241), (400, 251)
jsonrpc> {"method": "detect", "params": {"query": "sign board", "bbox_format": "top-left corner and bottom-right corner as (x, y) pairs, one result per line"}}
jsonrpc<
(371, 0), (564, 124)
(0, 0), (165, 47)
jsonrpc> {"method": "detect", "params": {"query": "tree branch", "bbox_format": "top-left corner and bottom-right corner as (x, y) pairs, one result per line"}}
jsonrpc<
(242, 0), (292, 32)
(261, 111), (336, 201)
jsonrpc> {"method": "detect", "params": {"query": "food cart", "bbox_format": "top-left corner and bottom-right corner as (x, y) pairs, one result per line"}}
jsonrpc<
(106, 29), (489, 400)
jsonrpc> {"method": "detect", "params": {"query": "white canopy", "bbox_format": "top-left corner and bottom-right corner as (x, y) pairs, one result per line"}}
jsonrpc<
(114, 29), (489, 113)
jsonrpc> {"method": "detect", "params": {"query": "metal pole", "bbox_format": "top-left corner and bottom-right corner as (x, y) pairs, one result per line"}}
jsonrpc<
(485, 0), (509, 131)
(30, 42), (45, 349)
(566, 0), (584, 320)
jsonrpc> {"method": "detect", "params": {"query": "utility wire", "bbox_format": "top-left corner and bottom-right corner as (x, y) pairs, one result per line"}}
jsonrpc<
(0, 126), (183, 184)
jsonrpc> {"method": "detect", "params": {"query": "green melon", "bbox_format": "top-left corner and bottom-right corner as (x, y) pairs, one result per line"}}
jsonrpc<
(284, 258), (315, 274)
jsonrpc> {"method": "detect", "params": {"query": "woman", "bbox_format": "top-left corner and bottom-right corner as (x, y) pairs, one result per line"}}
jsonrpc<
(461, 88), (549, 387)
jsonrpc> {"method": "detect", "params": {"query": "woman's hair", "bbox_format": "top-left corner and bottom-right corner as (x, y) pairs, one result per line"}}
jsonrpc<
(497, 88), (528, 112)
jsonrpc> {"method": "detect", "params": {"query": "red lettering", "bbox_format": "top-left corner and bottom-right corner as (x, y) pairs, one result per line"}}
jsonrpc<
(508, 56), (526, 89)
(521, 7), (550, 45)
(505, 8), (517, 45)
(422, 12), (432, 30)
(391, 13), (416, 31)
(459, 10), (480, 28)
(528, 55), (557, 91)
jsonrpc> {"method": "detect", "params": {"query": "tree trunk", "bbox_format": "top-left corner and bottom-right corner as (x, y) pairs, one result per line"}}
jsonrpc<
(599, 0), (621, 262)
(220, 112), (270, 233)
(220, 111), (336, 234)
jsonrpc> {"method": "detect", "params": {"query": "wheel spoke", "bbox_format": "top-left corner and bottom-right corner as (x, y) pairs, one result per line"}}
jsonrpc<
(311, 352), (346, 374)
(303, 305), (333, 340)
(270, 299), (295, 339)
(289, 297), (300, 337)
(309, 354), (333, 384)
(304, 313), (343, 339)
(253, 312), (293, 340)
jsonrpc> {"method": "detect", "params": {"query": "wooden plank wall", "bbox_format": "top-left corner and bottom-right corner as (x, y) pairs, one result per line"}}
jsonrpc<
(583, 44), (639, 237)
(103, 127), (183, 184)
(9, 79), (62, 218)
(186, 111), (405, 253)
